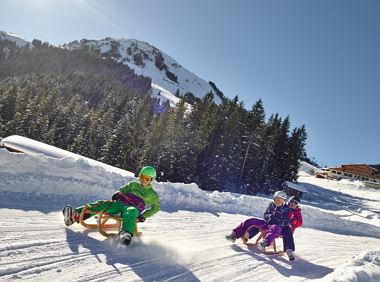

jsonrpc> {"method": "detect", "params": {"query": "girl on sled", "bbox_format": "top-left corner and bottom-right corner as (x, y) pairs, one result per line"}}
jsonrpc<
(225, 191), (302, 260)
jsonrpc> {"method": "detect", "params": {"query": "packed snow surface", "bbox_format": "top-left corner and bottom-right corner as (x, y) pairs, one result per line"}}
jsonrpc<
(1, 149), (379, 281)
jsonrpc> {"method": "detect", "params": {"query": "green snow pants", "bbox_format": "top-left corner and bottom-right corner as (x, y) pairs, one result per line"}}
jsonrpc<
(75, 200), (138, 235)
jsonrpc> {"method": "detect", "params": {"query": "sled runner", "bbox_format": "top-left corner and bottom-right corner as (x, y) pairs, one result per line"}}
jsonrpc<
(242, 224), (285, 255)
(79, 200), (142, 238)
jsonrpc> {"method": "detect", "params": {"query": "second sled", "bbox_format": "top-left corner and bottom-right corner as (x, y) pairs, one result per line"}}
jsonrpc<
(242, 224), (285, 255)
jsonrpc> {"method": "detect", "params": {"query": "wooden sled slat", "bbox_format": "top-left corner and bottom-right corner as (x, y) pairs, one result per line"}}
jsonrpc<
(243, 224), (283, 255)
(79, 203), (140, 238)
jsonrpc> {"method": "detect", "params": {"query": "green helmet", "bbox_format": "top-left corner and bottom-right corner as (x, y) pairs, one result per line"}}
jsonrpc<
(139, 166), (157, 178)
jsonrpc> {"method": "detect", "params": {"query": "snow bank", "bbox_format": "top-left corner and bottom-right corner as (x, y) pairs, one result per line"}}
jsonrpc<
(0, 148), (269, 215)
(320, 248), (380, 282)
(2, 148), (380, 240)
(0, 149), (131, 205)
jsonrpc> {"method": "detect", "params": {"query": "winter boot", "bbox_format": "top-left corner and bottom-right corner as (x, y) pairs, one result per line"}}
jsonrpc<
(286, 249), (295, 261)
(62, 205), (79, 226)
(257, 239), (267, 251)
(242, 234), (249, 243)
(119, 230), (133, 246)
(225, 232), (237, 243)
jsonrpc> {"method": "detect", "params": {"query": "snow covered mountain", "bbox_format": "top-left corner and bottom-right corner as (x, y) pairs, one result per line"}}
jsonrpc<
(0, 30), (29, 48)
(0, 30), (222, 105)
(0, 30), (30, 61)
(63, 37), (222, 104)
(1, 148), (380, 281)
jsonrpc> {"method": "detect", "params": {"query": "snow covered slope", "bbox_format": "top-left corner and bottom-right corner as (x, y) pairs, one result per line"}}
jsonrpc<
(0, 30), (29, 48)
(1, 148), (380, 281)
(0, 30), (222, 106)
(298, 160), (322, 175)
(63, 37), (222, 104)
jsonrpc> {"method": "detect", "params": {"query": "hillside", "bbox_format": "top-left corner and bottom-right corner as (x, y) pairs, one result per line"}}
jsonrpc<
(63, 38), (222, 103)
(0, 149), (379, 281)
(0, 30), (29, 48)
(0, 30), (222, 105)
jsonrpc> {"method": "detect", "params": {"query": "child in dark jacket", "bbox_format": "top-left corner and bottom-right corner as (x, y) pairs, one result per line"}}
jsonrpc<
(257, 190), (290, 250)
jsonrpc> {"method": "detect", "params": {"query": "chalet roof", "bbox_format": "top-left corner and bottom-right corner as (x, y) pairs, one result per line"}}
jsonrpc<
(283, 181), (308, 193)
(340, 164), (377, 172)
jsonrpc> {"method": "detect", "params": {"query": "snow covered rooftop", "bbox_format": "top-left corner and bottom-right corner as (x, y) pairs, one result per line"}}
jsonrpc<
(284, 181), (309, 193)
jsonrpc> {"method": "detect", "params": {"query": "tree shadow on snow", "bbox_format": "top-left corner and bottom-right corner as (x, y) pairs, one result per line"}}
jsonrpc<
(293, 182), (380, 239)
(298, 181), (378, 213)
(65, 228), (200, 281)
(160, 204), (221, 217)
(0, 191), (102, 213)
(231, 244), (333, 280)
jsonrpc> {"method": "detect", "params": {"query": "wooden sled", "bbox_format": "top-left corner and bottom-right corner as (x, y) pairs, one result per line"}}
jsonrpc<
(79, 202), (142, 238)
(242, 225), (285, 255)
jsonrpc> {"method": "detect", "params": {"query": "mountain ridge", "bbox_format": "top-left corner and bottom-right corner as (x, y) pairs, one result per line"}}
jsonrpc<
(0, 30), (223, 104)
(63, 37), (223, 103)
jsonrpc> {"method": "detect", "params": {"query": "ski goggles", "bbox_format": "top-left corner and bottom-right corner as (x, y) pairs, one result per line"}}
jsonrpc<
(139, 175), (152, 182)
(289, 199), (299, 205)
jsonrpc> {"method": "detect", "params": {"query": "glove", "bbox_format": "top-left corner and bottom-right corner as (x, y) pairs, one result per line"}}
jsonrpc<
(112, 191), (121, 201)
(267, 215), (276, 225)
(138, 215), (146, 223)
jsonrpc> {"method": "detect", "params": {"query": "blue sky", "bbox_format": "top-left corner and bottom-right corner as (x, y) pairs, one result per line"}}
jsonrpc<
(1, 0), (379, 167)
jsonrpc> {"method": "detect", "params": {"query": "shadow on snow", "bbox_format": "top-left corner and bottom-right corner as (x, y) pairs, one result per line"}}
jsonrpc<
(231, 244), (333, 280)
(65, 228), (201, 281)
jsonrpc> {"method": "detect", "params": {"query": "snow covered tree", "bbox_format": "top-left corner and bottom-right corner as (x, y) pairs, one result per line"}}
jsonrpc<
(287, 125), (307, 181)
(198, 96), (246, 192)
(240, 99), (266, 194)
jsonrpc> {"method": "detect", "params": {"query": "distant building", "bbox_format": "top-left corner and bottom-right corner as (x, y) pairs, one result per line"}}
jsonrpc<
(318, 164), (380, 189)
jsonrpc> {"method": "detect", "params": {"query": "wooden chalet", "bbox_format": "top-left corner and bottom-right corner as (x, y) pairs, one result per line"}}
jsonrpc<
(325, 164), (380, 189)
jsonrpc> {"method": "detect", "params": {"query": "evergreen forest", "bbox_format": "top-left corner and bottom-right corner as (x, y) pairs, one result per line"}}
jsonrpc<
(0, 38), (308, 195)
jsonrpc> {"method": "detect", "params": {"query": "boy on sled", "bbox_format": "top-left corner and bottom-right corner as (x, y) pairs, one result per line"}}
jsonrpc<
(63, 166), (160, 246)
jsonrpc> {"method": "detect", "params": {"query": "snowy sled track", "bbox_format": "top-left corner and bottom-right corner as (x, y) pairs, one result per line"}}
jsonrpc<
(1, 208), (380, 281)
(1, 151), (380, 281)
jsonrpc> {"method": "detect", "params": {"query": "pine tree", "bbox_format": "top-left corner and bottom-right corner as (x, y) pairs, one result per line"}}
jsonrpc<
(100, 113), (133, 168)
(164, 100), (196, 182)
(258, 113), (282, 193)
(240, 99), (266, 194)
(0, 83), (18, 136)
(188, 92), (218, 182)
(9, 82), (34, 136)
(198, 96), (246, 192)
(140, 109), (171, 180)
(287, 125), (307, 181)
(266, 116), (291, 190)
